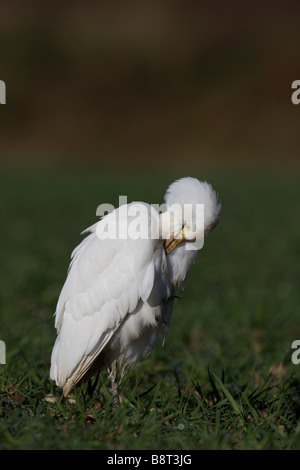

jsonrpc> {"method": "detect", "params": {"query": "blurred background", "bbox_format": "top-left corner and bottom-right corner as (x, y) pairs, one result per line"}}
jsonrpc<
(2, 1), (300, 449)
(1, 0), (300, 172)
(1, 0), (300, 389)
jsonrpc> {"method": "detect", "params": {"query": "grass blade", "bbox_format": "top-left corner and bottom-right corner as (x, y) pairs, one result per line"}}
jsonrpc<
(213, 373), (246, 429)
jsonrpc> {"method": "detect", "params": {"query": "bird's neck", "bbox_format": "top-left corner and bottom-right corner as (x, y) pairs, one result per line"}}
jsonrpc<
(159, 210), (182, 239)
(166, 244), (198, 290)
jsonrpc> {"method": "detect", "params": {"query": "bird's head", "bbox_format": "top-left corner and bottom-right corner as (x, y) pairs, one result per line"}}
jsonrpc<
(162, 177), (221, 254)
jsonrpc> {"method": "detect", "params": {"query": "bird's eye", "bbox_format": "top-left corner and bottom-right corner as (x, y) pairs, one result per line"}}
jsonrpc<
(183, 222), (197, 241)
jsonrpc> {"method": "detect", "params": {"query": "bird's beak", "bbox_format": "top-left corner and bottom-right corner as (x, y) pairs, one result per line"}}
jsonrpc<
(164, 226), (186, 255)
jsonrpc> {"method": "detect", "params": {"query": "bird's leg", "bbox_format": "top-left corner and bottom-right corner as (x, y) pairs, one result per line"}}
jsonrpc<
(169, 294), (181, 300)
(110, 361), (120, 406)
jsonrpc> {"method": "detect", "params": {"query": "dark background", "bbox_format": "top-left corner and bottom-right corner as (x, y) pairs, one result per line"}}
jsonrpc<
(1, 2), (300, 450)
(1, 0), (300, 173)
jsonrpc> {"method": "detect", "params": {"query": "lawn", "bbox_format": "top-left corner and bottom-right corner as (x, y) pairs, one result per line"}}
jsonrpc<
(0, 166), (300, 450)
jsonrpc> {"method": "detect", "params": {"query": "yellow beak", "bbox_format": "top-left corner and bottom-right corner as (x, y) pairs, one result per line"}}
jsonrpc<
(164, 226), (186, 255)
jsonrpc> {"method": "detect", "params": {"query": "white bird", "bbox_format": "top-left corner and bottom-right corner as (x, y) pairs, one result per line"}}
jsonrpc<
(50, 177), (221, 402)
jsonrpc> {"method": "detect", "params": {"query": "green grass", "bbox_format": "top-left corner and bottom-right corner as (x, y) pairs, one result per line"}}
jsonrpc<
(1, 167), (300, 450)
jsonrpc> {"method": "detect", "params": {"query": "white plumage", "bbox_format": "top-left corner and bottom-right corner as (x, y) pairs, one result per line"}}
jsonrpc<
(50, 177), (221, 400)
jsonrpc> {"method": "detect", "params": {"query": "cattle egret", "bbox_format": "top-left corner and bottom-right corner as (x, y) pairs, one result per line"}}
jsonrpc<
(50, 177), (221, 402)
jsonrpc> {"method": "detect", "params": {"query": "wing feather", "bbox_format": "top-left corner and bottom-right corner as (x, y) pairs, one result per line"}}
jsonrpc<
(50, 203), (162, 394)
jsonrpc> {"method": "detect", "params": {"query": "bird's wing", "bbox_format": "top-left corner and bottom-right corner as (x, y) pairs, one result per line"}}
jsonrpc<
(50, 203), (167, 393)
